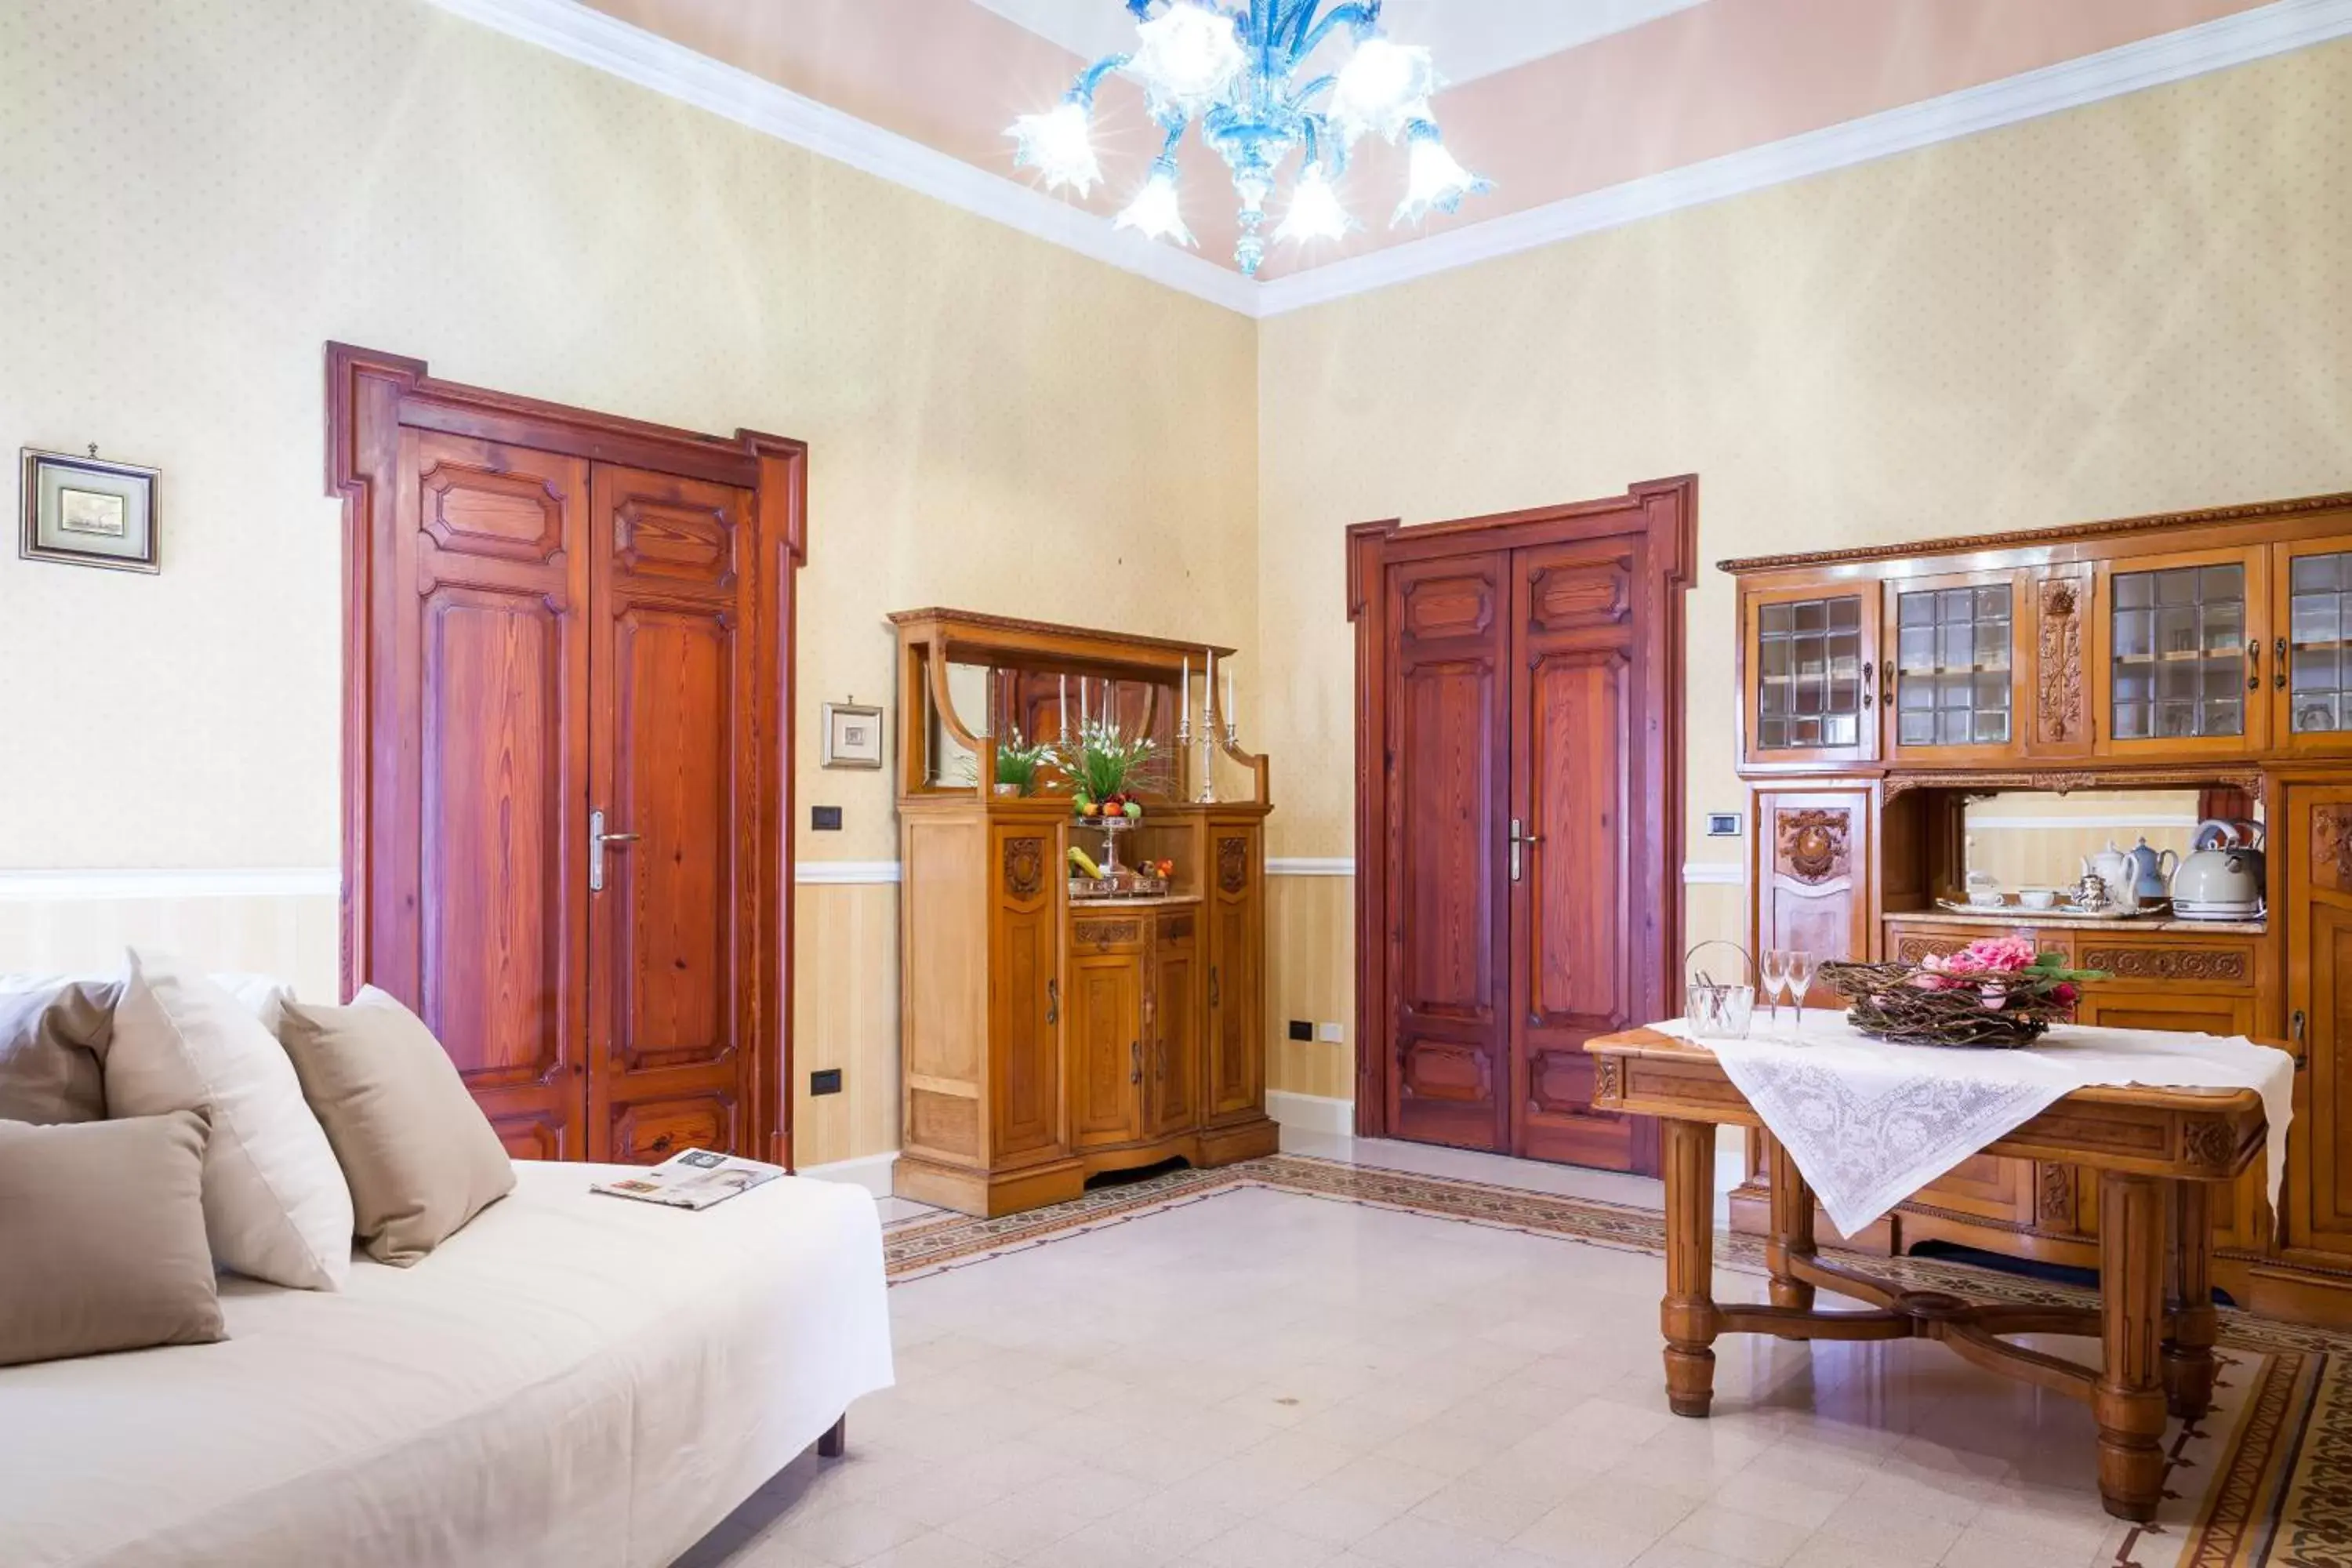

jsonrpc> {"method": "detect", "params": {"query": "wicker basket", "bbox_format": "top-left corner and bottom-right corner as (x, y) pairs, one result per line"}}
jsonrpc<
(1815, 960), (2076, 1050)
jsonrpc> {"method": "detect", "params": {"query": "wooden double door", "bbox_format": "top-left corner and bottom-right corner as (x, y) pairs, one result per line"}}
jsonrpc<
(1350, 481), (1695, 1173)
(330, 347), (804, 1166)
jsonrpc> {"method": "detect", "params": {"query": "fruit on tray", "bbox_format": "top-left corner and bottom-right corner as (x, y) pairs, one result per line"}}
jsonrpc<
(1153, 859), (1174, 879)
(1122, 801), (1143, 821)
(1067, 845), (1103, 880)
(1073, 794), (1097, 818)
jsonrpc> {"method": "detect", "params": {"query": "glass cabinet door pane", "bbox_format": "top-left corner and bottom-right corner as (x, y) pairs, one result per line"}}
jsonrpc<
(2109, 563), (2246, 740)
(2288, 550), (2352, 734)
(1886, 581), (2010, 749)
(1755, 593), (1867, 751)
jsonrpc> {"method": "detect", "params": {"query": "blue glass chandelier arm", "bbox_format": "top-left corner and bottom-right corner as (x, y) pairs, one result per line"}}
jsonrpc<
(1285, 72), (1338, 111)
(1293, 2), (1381, 59)
(1067, 53), (1134, 107)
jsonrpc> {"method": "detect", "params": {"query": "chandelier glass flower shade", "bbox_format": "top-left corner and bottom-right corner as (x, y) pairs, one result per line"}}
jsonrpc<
(1007, 1), (1490, 276)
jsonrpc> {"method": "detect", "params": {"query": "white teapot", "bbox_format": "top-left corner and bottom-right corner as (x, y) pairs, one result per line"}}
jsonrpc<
(2082, 842), (2140, 913)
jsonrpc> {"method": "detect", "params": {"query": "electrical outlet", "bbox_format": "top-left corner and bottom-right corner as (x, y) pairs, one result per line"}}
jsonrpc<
(810, 1069), (843, 1096)
(1287, 1019), (1312, 1041)
(811, 806), (843, 831)
(1316, 1022), (1344, 1043)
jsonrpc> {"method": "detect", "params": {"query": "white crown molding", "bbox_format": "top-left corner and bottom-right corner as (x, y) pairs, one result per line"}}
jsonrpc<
(1268, 856), (1356, 877)
(1254, 0), (2352, 314)
(424, 0), (2352, 320)
(0, 868), (340, 902)
(795, 860), (903, 886)
(419, 0), (1258, 315)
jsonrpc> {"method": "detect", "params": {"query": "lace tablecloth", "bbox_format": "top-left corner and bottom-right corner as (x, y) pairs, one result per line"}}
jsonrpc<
(1653, 1012), (2294, 1238)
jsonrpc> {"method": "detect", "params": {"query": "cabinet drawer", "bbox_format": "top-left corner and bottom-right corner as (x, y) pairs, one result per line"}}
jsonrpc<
(1070, 914), (1148, 953)
(2074, 937), (2257, 990)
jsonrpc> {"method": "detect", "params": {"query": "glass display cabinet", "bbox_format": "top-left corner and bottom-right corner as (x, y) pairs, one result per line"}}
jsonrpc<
(1722, 488), (2352, 1329)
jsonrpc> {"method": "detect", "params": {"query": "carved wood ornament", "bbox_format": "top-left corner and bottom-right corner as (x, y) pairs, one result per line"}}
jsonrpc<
(2037, 579), (2083, 745)
(2078, 947), (2249, 984)
(1004, 837), (1045, 899)
(1776, 809), (1851, 885)
(1218, 837), (1249, 895)
(2314, 805), (2352, 894)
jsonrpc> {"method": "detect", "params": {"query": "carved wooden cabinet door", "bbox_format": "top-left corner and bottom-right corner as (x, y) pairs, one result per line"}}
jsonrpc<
(1754, 789), (1875, 1006)
(2025, 564), (2095, 757)
(1879, 568), (2031, 765)
(1066, 922), (1146, 1149)
(1206, 823), (1264, 1121)
(991, 829), (1062, 1163)
(1147, 916), (1200, 1138)
(384, 430), (593, 1160)
(2286, 786), (2352, 1258)
(585, 464), (760, 1164)
(2269, 533), (2352, 758)
(1740, 582), (1879, 769)
(2090, 544), (2270, 760)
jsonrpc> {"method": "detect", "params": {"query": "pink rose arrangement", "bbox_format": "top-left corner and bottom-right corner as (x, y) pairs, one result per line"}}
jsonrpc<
(1910, 935), (2104, 1012)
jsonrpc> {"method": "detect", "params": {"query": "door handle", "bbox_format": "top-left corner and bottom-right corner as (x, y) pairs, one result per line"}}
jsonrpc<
(2292, 1008), (2308, 1068)
(1209, 964), (1221, 1009)
(1046, 978), (1059, 1025)
(2247, 640), (2261, 692)
(1860, 659), (1874, 710)
(588, 808), (641, 892)
(1508, 818), (1544, 883)
(1882, 659), (1895, 708)
(1130, 1039), (1142, 1085)
(2277, 637), (2289, 691)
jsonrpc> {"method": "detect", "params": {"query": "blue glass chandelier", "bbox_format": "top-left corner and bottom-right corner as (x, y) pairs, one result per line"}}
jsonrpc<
(1007, 1), (1489, 276)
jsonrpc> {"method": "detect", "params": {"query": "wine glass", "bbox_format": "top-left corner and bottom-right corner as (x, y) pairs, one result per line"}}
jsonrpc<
(1784, 949), (1818, 1041)
(1759, 949), (1790, 1036)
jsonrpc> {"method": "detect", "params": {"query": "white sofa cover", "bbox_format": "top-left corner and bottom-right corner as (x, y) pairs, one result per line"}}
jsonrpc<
(0, 1161), (894, 1568)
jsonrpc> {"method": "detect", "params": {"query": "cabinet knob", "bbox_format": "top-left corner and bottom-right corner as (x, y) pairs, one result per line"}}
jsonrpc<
(1046, 978), (1058, 1025)
(2291, 1008), (2308, 1067)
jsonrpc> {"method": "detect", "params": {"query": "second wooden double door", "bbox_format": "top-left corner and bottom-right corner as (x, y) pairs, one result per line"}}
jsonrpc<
(1374, 521), (1681, 1174)
(366, 429), (764, 1163)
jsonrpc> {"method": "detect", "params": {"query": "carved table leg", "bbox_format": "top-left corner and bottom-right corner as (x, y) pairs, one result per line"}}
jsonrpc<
(2096, 1171), (2171, 1522)
(2161, 1179), (2218, 1421)
(1661, 1117), (1720, 1417)
(1763, 1132), (1817, 1316)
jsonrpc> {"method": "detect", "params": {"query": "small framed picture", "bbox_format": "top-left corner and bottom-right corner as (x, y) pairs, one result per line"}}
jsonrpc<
(821, 702), (885, 769)
(20, 448), (159, 572)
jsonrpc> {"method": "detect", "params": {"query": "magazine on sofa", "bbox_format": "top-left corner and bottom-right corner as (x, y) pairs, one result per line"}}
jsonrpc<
(591, 1149), (784, 1210)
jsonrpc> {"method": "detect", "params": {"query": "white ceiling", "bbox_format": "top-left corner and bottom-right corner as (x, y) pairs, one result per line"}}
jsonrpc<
(968, 0), (1708, 85)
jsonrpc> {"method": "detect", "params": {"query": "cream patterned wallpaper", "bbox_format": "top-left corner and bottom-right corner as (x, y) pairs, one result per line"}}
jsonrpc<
(0, 0), (1256, 1163)
(1254, 41), (2352, 1091)
(7, 4), (2350, 1145)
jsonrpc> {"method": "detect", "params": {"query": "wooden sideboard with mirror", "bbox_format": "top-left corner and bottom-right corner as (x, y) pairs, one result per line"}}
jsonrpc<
(888, 608), (1277, 1218)
(1726, 489), (2352, 1326)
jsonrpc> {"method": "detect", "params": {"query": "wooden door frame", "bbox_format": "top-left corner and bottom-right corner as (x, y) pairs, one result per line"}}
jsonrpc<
(324, 343), (808, 1165)
(1346, 476), (1697, 1143)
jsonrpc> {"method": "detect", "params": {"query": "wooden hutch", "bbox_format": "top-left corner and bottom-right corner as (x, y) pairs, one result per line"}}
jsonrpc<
(888, 608), (1279, 1217)
(1725, 489), (2352, 1326)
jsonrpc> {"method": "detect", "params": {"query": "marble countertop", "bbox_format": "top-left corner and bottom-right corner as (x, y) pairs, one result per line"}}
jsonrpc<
(1883, 909), (2265, 935)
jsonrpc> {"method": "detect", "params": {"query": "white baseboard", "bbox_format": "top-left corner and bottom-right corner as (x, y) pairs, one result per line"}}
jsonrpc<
(796, 1150), (898, 1196)
(1265, 1090), (1356, 1137)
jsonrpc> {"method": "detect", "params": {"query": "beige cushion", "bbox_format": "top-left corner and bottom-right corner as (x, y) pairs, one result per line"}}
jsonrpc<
(0, 1109), (226, 1366)
(277, 985), (515, 1266)
(0, 979), (116, 1123)
(105, 949), (355, 1290)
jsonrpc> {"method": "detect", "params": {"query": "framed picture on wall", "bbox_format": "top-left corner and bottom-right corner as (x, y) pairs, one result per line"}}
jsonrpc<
(821, 701), (885, 769)
(20, 448), (159, 572)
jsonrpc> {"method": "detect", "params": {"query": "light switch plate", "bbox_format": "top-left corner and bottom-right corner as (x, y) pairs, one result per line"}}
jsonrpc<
(1316, 1022), (1345, 1043)
(1705, 813), (1742, 837)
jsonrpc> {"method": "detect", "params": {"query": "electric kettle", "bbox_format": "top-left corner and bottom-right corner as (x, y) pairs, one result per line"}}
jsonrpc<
(2172, 820), (2266, 920)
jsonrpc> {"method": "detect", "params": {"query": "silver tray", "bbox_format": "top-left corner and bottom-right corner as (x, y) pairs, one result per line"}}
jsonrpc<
(1933, 897), (2172, 921)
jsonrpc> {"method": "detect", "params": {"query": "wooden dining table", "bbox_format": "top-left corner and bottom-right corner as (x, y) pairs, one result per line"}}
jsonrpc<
(1585, 1025), (2269, 1523)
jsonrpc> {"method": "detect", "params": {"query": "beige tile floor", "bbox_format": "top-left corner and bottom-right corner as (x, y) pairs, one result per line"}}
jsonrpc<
(680, 1138), (2158, 1568)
